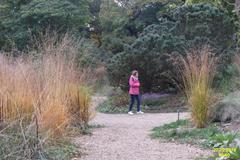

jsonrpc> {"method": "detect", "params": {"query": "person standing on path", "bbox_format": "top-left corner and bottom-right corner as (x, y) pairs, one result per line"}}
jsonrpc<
(128, 70), (144, 115)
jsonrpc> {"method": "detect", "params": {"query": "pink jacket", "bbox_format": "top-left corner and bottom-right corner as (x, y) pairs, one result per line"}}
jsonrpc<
(129, 75), (140, 95)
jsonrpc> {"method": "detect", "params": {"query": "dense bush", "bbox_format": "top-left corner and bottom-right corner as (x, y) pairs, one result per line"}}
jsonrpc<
(77, 38), (107, 68)
(185, 0), (236, 17)
(0, 0), (91, 50)
(107, 3), (236, 92)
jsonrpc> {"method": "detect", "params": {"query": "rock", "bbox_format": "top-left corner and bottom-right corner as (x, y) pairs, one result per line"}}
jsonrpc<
(210, 91), (240, 123)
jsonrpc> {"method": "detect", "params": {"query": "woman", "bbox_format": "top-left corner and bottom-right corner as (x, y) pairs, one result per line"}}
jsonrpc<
(128, 70), (144, 115)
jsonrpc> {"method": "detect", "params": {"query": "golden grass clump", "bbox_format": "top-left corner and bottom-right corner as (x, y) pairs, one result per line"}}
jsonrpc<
(68, 85), (92, 126)
(0, 55), (36, 122)
(178, 46), (217, 128)
(0, 33), (93, 136)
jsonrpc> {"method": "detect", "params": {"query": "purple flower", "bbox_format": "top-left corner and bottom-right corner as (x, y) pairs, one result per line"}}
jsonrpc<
(141, 93), (169, 100)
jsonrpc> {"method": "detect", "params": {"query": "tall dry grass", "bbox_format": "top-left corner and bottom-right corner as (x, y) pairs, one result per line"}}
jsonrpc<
(178, 46), (217, 128)
(0, 33), (94, 137)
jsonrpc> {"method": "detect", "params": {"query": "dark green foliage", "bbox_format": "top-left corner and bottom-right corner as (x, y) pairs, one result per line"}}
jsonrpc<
(0, 0), (91, 50)
(101, 35), (125, 54)
(89, 0), (102, 47)
(99, 0), (134, 54)
(100, 0), (128, 34)
(77, 39), (107, 68)
(186, 0), (236, 17)
(107, 3), (236, 92)
(126, 2), (166, 36)
(19, 0), (90, 28)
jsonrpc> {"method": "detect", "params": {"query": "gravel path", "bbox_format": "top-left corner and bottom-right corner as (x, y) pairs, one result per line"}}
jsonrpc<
(73, 97), (211, 160)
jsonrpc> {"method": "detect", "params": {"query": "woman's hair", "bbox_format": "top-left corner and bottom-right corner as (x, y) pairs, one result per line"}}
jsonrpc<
(132, 70), (138, 76)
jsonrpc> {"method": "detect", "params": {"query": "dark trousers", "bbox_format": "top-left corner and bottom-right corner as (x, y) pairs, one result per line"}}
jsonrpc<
(129, 94), (141, 112)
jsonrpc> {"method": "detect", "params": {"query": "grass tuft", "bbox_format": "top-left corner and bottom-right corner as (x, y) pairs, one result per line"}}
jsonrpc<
(177, 46), (217, 128)
(0, 32), (96, 159)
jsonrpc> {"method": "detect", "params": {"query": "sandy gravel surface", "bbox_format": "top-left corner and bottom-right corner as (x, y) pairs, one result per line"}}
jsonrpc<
(73, 111), (211, 160)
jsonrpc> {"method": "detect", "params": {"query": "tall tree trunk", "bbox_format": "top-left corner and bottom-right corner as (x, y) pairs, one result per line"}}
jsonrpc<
(236, 0), (240, 15)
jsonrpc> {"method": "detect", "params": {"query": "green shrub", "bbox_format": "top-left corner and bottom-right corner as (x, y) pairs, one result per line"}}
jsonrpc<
(107, 3), (235, 92)
(151, 120), (220, 147)
(0, 0), (91, 50)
